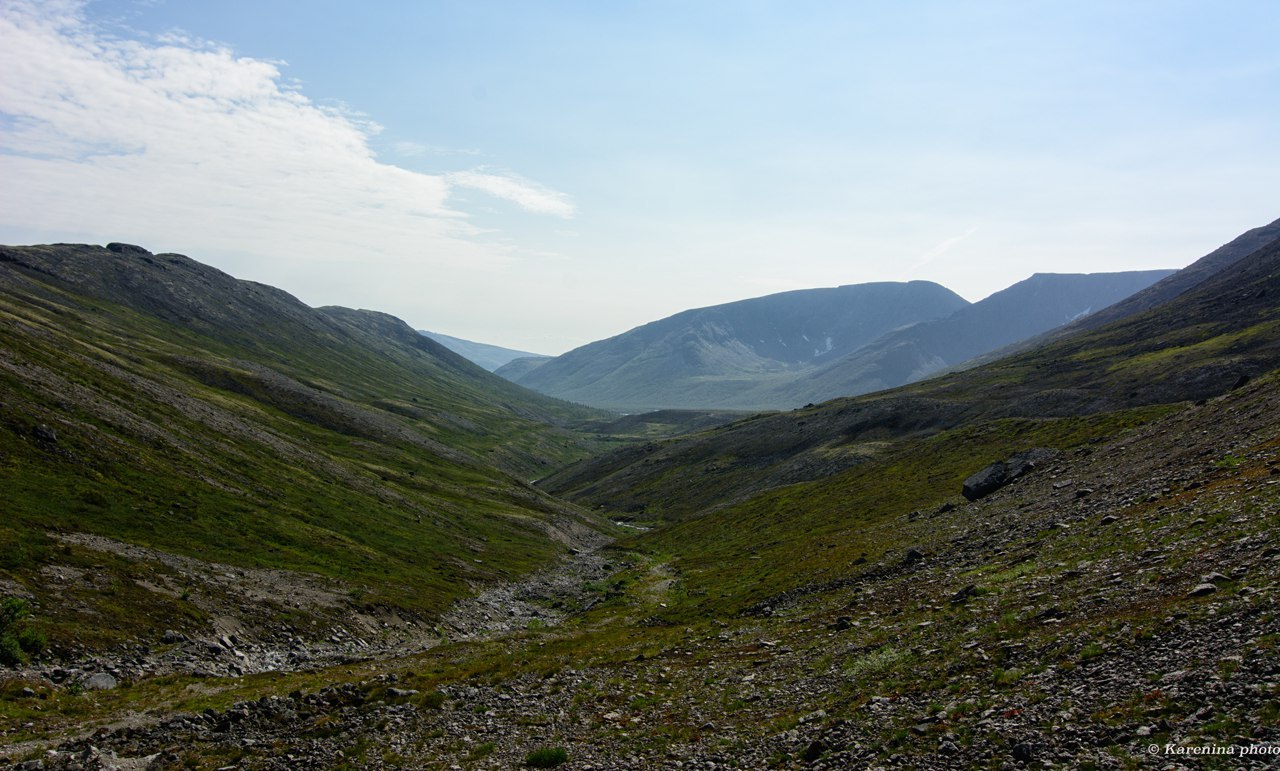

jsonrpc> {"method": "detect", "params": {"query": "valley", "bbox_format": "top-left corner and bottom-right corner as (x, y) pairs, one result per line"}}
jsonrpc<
(2, 222), (1280, 769)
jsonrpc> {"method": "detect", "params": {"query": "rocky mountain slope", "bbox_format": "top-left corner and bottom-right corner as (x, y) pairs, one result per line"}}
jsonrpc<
(0, 242), (611, 662)
(503, 270), (1172, 412)
(742, 269), (1173, 408)
(419, 330), (549, 372)
(966, 215), (1280, 369)
(3, 221), (1280, 769)
(542, 233), (1280, 523)
(499, 281), (970, 411)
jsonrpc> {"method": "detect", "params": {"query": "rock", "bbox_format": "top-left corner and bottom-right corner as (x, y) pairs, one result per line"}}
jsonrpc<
(84, 673), (117, 690)
(903, 547), (926, 565)
(801, 740), (826, 762)
(106, 242), (151, 254)
(828, 616), (853, 631)
(1187, 583), (1219, 597)
(1011, 742), (1035, 762)
(1202, 572), (1230, 584)
(1099, 514), (1118, 525)
(33, 424), (57, 443)
(161, 630), (188, 644)
(949, 584), (977, 604)
(961, 449), (1057, 501)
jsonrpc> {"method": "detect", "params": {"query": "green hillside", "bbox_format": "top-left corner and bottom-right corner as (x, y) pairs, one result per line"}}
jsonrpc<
(0, 244), (610, 653)
(3, 228), (1280, 768)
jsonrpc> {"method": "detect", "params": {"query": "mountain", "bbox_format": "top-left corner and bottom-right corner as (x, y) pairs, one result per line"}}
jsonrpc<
(505, 271), (1171, 412)
(494, 354), (553, 381)
(419, 329), (549, 372)
(505, 281), (971, 411)
(541, 231), (1280, 523)
(762, 269), (1174, 407)
(966, 216), (1280, 368)
(0, 242), (609, 660)
(14, 223), (1280, 768)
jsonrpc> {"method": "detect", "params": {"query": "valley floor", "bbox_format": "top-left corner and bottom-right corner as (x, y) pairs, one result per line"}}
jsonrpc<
(4, 379), (1280, 769)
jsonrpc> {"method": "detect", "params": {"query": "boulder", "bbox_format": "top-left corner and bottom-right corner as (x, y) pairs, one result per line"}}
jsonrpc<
(962, 449), (1058, 501)
(106, 242), (150, 254)
(84, 672), (117, 690)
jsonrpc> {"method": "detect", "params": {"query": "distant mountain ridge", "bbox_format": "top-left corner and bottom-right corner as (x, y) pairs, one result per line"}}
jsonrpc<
(504, 270), (1173, 411)
(500, 281), (970, 411)
(965, 216), (1280, 369)
(420, 329), (549, 372)
(542, 219), (1280, 525)
(759, 269), (1175, 408)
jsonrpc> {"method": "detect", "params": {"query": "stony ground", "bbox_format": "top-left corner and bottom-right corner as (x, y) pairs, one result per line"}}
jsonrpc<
(3, 382), (1280, 769)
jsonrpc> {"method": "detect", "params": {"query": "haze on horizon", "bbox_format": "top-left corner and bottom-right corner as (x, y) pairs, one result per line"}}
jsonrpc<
(1, 0), (1278, 355)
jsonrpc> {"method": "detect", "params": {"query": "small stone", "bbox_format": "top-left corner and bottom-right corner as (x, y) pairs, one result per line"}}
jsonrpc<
(1099, 515), (1118, 525)
(1011, 742), (1035, 762)
(1187, 583), (1218, 597)
(84, 673), (117, 691)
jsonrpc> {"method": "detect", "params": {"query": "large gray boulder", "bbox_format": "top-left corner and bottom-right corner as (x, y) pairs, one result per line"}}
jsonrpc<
(962, 448), (1058, 501)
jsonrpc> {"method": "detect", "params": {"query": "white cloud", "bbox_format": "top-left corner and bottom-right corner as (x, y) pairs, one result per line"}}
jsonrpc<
(912, 226), (979, 269)
(0, 0), (571, 276)
(393, 140), (481, 157)
(447, 169), (576, 219)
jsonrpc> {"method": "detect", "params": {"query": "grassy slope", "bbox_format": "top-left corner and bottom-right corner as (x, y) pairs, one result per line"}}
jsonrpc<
(544, 232), (1280, 525)
(0, 245), (610, 649)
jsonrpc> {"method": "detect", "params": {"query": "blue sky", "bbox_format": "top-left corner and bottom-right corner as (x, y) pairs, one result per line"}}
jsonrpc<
(2, 1), (1278, 353)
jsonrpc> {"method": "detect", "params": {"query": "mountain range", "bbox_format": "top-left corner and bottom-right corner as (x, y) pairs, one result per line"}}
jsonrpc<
(498, 270), (1172, 411)
(418, 329), (549, 372)
(3, 218), (1280, 768)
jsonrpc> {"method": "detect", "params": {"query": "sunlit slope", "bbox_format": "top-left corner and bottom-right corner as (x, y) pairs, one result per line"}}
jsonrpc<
(507, 281), (970, 411)
(544, 226), (1280, 525)
(0, 243), (609, 633)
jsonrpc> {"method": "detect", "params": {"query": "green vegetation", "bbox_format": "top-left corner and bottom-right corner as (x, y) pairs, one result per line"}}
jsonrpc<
(0, 597), (46, 666)
(524, 746), (569, 767)
(0, 245), (614, 649)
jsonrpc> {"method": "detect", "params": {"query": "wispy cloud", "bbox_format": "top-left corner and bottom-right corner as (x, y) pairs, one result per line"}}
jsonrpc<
(447, 169), (576, 219)
(0, 0), (571, 270)
(393, 140), (481, 158)
(913, 226), (979, 268)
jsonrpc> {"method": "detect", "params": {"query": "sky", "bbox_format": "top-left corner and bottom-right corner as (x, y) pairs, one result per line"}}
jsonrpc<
(1, 1), (1278, 354)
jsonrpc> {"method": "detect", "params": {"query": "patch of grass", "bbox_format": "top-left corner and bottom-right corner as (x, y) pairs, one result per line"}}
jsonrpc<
(524, 746), (569, 767)
(0, 597), (45, 666)
(843, 645), (909, 679)
(466, 742), (496, 760)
